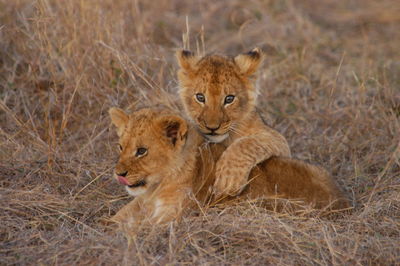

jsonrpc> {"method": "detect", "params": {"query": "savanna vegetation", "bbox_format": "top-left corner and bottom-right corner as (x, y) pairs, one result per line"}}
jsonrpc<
(1, 0), (399, 264)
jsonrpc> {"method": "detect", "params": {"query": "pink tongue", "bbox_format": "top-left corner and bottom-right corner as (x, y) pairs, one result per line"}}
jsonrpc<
(117, 176), (130, 186)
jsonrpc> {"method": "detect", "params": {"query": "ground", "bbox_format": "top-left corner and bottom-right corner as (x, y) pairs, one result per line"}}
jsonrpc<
(0, 0), (399, 264)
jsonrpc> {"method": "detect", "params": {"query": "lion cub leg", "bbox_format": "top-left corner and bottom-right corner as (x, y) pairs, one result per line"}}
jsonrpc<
(111, 197), (145, 236)
(111, 185), (191, 236)
(148, 185), (192, 224)
(214, 133), (290, 196)
(111, 197), (179, 236)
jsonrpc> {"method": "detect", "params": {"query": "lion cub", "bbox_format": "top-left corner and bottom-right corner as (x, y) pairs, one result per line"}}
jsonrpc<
(108, 107), (197, 230)
(176, 48), (290, 197)
(109, 107), (349, 232)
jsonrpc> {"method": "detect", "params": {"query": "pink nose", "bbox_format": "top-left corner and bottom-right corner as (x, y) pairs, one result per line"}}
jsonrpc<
(117, 176), (130, 186)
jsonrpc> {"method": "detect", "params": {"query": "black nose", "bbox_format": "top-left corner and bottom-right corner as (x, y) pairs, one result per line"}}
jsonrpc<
(205, 125), (220, 133)
(117, 171), (128, 177)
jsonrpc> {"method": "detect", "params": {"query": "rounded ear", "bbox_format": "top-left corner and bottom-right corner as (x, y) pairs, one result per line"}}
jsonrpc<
(157, 115), (188, 147)
(234, 47), (264, 76)
(176, 50), (200, 73)
(109, 107), (129, 137)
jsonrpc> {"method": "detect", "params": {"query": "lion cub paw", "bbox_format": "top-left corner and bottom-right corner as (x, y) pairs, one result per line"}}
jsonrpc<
(213, 160), (250, 197)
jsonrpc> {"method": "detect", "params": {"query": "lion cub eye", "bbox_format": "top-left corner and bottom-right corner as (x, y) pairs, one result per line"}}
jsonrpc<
(195, 93), (205, 103)
(135, 147), (147, 157)
(224, 95), (235, 105)
(118, 144), (123, 151)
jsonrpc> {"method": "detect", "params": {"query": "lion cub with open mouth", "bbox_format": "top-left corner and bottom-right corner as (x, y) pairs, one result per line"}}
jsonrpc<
(109, 107), (349, 233)
(109, 107), (196, 230)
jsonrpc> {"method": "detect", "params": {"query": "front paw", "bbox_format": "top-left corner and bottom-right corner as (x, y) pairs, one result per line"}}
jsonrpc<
(213, 164), (250, 197)
(111, 212), (140, 237)
(111, 211), (129, 224)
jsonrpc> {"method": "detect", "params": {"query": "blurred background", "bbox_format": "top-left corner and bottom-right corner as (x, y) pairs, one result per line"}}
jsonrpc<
(1, 0), (399, 264)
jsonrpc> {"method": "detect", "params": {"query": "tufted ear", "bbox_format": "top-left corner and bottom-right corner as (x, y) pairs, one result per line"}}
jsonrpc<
(234, 48), (264, 76)
(157, 115), (188, 147)
(109, 107), (129, 137)
(176, 50), (200, 73)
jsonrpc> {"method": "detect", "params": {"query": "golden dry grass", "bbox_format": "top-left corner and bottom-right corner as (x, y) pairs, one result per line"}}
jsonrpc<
(1, 0), (399, 264)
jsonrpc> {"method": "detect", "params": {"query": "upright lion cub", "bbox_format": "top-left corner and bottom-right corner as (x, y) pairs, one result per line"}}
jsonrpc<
(176, 48), (290, 196)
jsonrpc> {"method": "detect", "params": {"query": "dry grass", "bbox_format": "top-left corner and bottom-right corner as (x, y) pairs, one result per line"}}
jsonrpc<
(1, 0), (399, 264)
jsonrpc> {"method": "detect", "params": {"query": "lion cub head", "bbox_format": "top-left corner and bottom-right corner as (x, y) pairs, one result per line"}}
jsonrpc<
(176, 48), (264, 143)
(109, 107), (188, 196)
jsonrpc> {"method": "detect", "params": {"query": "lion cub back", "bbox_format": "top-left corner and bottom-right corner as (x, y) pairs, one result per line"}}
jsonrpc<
(193, 143), (350, 211)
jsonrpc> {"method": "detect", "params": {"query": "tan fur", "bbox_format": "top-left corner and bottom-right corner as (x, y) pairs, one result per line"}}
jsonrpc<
(194, 143), (349, 210)
(176, 48), (291, 196)
(109, 108), (349, 234)
(109, 107), (196, 233)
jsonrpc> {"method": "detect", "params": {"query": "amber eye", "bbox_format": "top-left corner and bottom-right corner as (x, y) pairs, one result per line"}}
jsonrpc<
(195, 93), (205, 103)
(135, 147), (147, 157)
(224, 95), (235, 105)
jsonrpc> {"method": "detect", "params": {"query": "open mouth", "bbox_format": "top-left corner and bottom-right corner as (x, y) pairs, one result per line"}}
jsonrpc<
(117, 176), (146, 188)
(128, 180), (146, 188)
